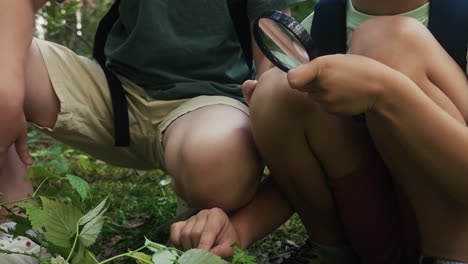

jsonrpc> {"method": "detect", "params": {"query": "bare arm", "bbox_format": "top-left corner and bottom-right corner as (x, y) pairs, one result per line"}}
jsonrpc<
(171, 177), (294, 258)
(0, 0), (46, 79)
(371, 70), (468, 203)
(230, 178), (294, 249)
(0, 0), (47, 166)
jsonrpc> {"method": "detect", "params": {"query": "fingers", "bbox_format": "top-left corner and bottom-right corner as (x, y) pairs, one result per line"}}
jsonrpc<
(170, 208), (230, 253)
(198, 210), (225, 250)
(241, 80), (257, 105)
(170, 221), (184, 250)
(210, 243), (235, 259)
(180, 217), (196, 250)
(15, 129), (32, 166)
(287, 57), (321, 91)
(190, 213), (208, 249)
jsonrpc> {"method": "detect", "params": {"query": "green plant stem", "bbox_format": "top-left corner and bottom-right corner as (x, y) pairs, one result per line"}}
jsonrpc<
(66, 220), (81, 262)
(94, 245), (149, 264)
(32, 177), (50, 197)
(129, 255), (154, 264)
(0, 248), (39, 259)
(0, 177), (49, 207)
(0, 197), (32, 207)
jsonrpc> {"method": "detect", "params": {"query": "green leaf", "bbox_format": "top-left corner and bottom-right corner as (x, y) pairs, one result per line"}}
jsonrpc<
(79, 198), (107, 226)
(77, 155), (90, 171)
(18, 203), (45, 231)
(42, 197), (83, 248)
(178, 249), (229, 264)
(82, 250), (98, 264)
(145, 238), (180, 264)
(50, 255), (69, 264)
(79, 215), (104, 247)
(28, 165), (60, 181)
(2, 213), (33, 235)
(231, 243), (257, 264)
(133, 252), (153, 264)
(71, 244), (85, 264)
(66, 174), (90, 201)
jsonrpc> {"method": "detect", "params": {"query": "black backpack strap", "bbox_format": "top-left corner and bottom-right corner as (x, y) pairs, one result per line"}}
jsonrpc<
(227, 0), (253, 71)
(310, 0), (347, 56)
(428, 0), (468, 71)
(93, 0), (130, 147)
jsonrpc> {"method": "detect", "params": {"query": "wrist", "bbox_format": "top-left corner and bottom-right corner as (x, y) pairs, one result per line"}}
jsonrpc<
(230, 216), (252, 250)
(0, 76), (25, 109)
(371, 67), (412, 116)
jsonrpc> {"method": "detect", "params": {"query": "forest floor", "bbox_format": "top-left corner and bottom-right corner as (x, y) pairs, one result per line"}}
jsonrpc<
(27, 127), (307, 264)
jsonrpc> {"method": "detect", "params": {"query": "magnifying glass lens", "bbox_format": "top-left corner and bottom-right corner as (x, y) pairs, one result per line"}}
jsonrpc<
(258, 18), (310, 69)
(254, 11), (316, 72)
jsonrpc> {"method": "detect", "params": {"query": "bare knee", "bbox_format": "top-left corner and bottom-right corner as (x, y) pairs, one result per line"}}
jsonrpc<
(168, 113), (263, 212)
(250, 68), (320, 133)
(351, 16), (468, 121)
(351, 16), (433, 63)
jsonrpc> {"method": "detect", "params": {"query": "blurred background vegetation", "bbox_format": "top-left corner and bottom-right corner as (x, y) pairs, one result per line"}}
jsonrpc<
(32, 1), (316, 263)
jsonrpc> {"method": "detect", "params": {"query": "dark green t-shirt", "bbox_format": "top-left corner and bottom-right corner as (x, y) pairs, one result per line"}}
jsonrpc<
(104, 0), (303, 101)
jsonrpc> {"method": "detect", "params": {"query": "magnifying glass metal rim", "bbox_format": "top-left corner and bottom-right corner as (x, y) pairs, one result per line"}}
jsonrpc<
(253, 10), (316, 72)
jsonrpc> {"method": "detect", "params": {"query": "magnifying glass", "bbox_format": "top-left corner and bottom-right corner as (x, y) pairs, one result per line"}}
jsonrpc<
(253, 10), (318, 72)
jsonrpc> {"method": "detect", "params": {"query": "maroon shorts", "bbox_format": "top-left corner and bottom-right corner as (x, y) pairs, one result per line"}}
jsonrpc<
(329, 162), (421, 264)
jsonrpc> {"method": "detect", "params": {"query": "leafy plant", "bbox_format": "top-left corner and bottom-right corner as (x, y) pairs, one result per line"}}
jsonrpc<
(0, 163), (260, 264)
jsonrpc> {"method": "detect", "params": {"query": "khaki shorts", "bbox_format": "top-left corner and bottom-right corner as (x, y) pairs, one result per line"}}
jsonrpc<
(33, 38), (249, 170)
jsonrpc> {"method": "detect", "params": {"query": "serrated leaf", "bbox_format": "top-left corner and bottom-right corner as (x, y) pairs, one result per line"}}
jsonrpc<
(18, 203), (45, 231)
(66, 174), (90, 201)
(79, 215), (104, 247)
(79, 198), (107, 226)
(2, 213), (32, 235)
(152, 250), (178, 264)
(42, 197), (83, 248)
(28, 165), (60, 181)
(145, 238), (180, 264)
(178, 249), (229, 264)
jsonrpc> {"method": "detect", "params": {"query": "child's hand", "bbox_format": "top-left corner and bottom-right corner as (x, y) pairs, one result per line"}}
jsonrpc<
(242, 80), (257, 105)
(287, 54), (394, 115)
(170, 208), (240, 259)
(0, 80), (31, 168)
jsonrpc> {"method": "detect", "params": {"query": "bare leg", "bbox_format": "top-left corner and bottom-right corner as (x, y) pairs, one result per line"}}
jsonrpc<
(351, 16), (468, 261)
(0, 146), (33, 222)
(163, 105), (264, 212)
(248, 67), (397, 247)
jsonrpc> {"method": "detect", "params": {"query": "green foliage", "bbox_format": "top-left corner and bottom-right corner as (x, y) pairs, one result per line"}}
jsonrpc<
(231, 243), (257, 264)
(291, 0), (317, 22)
(36, 0), (114, 58)
(66, 174), (91, 201)
(17, 203), (45, 231)
(0, 172), (106, 263)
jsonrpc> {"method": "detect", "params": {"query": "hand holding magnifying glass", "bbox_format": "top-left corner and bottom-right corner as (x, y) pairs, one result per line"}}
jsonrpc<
(253, 11), (368, 120)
